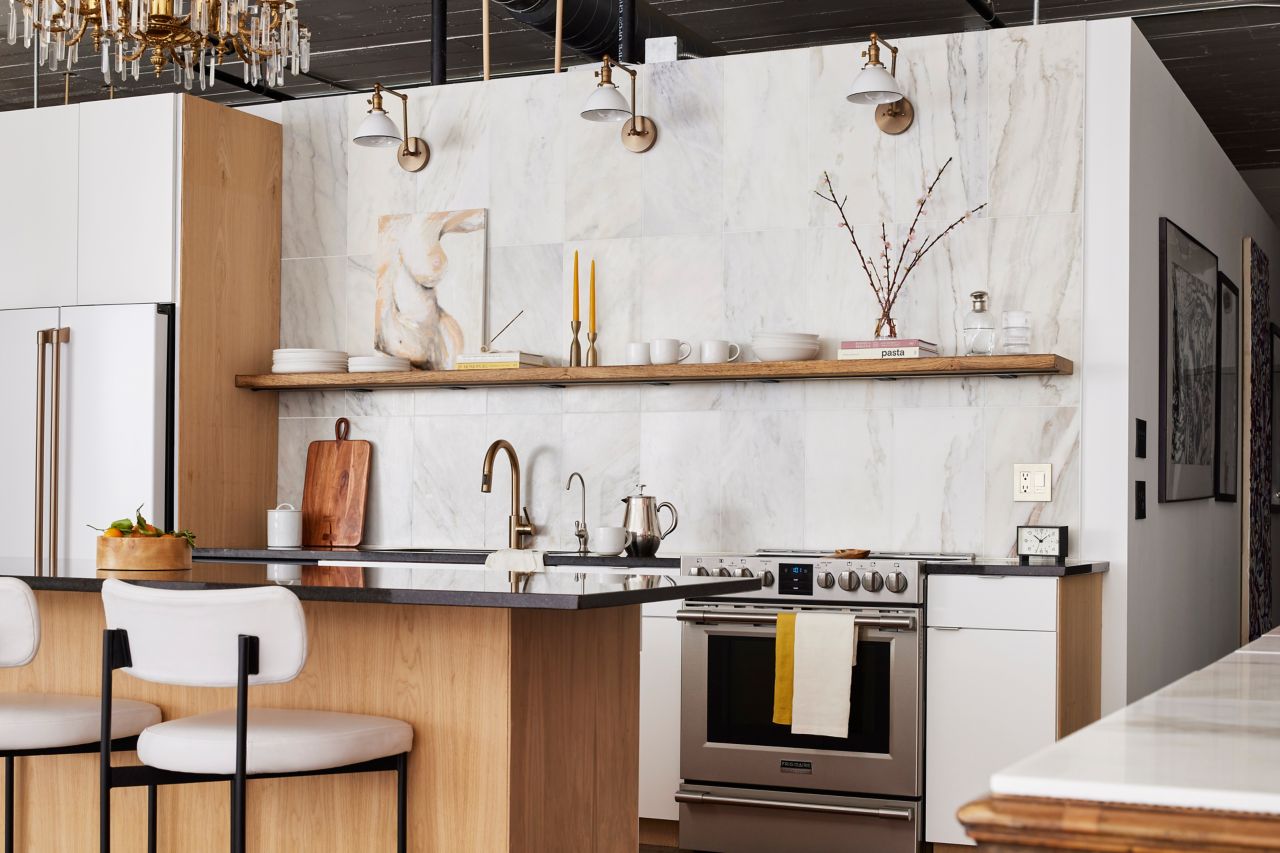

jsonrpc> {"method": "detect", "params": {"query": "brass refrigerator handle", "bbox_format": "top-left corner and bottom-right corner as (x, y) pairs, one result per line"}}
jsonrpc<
(33, 329), (52, 577)
(48, 327), (69, 578)
(674, 791), (914, 821)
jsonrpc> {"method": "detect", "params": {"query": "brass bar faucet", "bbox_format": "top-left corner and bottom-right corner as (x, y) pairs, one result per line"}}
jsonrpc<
(565, 472), (589, 555)
(481, 439), (536, 549)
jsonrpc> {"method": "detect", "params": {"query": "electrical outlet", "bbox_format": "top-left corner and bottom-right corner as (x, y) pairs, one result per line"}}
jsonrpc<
(1014, 463), (1053, 502)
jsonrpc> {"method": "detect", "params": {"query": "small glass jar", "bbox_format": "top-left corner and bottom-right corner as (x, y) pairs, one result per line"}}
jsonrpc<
(963, 291), (995, 355)
(1002, 310), (1031, 354)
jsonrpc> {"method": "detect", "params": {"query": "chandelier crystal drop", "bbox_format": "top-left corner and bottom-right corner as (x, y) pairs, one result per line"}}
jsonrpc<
(3, 0), (310, 87)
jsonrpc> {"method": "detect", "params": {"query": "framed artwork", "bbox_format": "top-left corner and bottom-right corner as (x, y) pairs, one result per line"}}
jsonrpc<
(1159, 217), (1219, 503)
(373, 209), (488, 370)
(1272, 323), (1280, 513)
(1215, 272), (1240, 501)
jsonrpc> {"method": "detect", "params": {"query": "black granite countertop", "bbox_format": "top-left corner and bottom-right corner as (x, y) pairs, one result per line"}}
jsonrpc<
(7, 562), (757, 610)
(194, 547), (681, 570)
(923, 559), (1109, 577)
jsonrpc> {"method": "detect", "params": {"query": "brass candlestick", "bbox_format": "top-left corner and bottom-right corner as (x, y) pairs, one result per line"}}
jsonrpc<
(586, 332), (599, 366)
(569, 320), (583, 366)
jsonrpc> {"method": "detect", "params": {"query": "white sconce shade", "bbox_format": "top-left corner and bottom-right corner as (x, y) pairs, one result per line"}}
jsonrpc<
(580, 82), (632, 122)
(353, 108), (403, 147)
(847, 64), (905, 105)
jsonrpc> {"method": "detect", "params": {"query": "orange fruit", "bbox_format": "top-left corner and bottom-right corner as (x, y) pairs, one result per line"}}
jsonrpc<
(103, 528), (124, 538)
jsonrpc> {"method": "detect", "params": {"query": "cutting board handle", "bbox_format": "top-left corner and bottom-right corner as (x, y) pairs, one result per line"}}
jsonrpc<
(335, 417), (350, 441)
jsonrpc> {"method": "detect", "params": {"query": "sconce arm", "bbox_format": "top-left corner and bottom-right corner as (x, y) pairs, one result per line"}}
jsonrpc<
(601, 53), (644, 135)
(372, 82), (419, 157)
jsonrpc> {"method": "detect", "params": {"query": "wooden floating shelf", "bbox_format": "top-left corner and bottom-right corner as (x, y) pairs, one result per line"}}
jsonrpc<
(236, 354), (1073, 391)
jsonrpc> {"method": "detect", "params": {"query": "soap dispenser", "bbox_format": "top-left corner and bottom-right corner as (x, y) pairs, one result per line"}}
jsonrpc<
(963, 290), (995, 356)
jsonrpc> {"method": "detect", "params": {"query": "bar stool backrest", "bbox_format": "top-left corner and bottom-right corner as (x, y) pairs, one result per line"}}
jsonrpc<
(101, 579), (308, 688)
(0, 578), (39, 668)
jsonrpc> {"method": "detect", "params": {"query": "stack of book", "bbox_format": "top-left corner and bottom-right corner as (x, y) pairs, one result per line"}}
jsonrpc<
(453, 351), (549, 370)
(838, 339), (939, 360)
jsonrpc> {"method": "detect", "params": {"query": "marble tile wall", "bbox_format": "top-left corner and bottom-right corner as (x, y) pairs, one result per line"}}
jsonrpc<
(276, 22), (1087, 557)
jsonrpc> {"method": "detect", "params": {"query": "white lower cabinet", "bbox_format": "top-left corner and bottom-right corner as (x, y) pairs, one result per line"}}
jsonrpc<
(639, 610), (682, 821)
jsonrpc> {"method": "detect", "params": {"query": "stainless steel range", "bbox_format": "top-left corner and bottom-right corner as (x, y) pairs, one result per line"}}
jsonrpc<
(676, 551), (968, 853)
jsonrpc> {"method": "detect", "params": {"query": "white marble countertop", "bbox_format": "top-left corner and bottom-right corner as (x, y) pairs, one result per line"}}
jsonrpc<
(991, 626), (1280, 814)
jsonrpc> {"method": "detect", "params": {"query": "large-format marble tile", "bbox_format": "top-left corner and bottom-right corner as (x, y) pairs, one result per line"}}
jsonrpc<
(803, 225), (890, 358)
(891, 215), (992, 356)
(804, 378), (896, 410)
(279, 391), (348, 419)
(346, 416), (414, 548)
(564, 63), (643, 240)
(489, 74), (565, 247)
(982, 406), (1081, 558)
(640, 410), (724, 552)
(803, 410), (893, 550)
(561, 411), (642, 537)
(562, 385), (641, 413)
(808, 43), (895, 228)
(411, 414), (490, 548)
(724, 49), (809, 232)
(643, 57), (724, 236)
(344, 254), (378, 357)
(890, 408), (984, 554)
(413, 387), (487, 416)
(487, 387), (564, 415)
(281, 256), (346, 350)
(488, 243), (564, 361)
(720, 410), (805, 551)
(347, 389), (414, 417)
(562, 237), (645, 365)
(282, 96), (348, 259)
(275, 418), (338, 507)
(723, 229), (809, 349)
(987, 23), (1085, 217)
(483, 414), (565, 551)
(638, 233), (725, 343)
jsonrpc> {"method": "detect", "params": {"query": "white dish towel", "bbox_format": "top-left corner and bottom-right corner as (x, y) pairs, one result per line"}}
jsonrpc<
(484, 549), (545, 574)
(791, 611), (858, 738)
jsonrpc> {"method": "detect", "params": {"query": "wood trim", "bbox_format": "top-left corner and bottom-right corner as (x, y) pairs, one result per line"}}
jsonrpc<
(960, 794), (1280, 852)
(235, 354), (1075, 391)
(1055, 573), (1102, 738)
(178, 95), (280, 548)
(640, 818), (679, 847)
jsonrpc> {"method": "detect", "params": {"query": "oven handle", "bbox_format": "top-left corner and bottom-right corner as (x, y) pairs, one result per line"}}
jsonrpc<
(676, 609), (916, 631)
(675, 791), (914, 822)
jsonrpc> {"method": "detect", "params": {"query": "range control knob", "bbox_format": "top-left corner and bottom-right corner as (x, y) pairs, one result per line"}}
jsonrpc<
(760, 570), (775, 588)
(886, 571), (909, 594)
(862, 570), (884, 592)
(837, 570), (861, 592)
(693, 566), (710, 577)
(717, 567), (733, 577)
(737, 567), (755, 579)
(816, 571), (836, 590)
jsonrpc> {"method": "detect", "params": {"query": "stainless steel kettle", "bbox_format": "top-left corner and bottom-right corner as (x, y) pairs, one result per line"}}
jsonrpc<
(620, 484), (679, 558)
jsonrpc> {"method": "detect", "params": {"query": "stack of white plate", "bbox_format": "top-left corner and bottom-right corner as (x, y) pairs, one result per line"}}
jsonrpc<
(271, 349), (349, 374)
(752, 331), (821, 362)
(349, 355), (413, 373)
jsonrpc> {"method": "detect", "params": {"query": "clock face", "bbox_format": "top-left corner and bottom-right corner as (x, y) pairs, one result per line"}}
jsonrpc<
(1018, 526), (1062, 557)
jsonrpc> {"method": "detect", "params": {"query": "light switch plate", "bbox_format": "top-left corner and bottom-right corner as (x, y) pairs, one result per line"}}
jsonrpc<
(1014, 463), (1053, 502)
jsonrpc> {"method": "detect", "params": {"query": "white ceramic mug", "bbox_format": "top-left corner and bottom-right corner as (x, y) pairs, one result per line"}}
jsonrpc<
(266, 563), (303, 585)
(592, 526), (633, 557)
(651, 339), (692, 365)
(626, 341), (652, 366)
(701, 340), (741, 364)
(267, 502), (302, 549)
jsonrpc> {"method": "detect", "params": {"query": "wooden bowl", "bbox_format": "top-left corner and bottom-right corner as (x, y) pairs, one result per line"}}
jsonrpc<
(96, 536), (192, 572)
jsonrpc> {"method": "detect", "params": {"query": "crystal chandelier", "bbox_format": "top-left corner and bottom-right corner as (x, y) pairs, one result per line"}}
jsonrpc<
(3, 0), (311, 91)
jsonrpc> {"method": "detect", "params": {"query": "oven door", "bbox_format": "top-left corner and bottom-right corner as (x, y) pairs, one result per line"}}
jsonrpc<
(679, 604), (920, 797)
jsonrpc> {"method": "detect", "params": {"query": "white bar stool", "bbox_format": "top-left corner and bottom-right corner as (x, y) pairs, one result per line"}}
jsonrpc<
(99, 578), (413, 853)
(0, 577), (160, 853)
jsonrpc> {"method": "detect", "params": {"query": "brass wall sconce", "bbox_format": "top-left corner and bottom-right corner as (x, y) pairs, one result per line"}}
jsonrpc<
(579, 55), (658, 154)
(352, 82), (431, 173)
(847, 32), (914, 135)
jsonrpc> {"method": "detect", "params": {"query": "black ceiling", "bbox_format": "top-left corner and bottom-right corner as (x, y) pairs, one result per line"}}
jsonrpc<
(1, 0), (1278, 173)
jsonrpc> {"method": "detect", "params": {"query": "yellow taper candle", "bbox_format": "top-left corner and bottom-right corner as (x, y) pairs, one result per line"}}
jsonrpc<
(572, 250), (580, 322)
(589, 260), (597, 333)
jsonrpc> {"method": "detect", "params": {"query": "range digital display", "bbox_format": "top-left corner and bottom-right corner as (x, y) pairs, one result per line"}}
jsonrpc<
(778, 563), (813, 596)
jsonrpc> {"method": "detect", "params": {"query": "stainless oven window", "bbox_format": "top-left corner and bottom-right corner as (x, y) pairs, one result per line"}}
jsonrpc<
(705, 634), (892, 753)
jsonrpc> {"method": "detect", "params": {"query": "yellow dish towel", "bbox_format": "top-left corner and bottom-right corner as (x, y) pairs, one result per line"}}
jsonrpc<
(772, 612), (796, 725)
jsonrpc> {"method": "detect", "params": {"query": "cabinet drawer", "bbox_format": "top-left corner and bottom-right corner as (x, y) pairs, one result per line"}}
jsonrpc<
(927, 575), (1057, 631)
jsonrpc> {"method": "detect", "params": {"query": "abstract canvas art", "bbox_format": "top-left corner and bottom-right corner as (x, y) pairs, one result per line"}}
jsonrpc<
(1159, 218), (1219, 503)
(374, 209), (487, 370)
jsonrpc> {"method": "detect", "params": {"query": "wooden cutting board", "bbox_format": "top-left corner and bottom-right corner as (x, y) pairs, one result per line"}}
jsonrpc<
(301, 418), (372, 547)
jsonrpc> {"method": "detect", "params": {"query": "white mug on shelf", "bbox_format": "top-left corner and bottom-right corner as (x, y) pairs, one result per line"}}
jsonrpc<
(700, 340), (741, 364)
(626, 342), (652, 366)
(592, 527), (633, 557)
(267, 503), (302, 549)
(651, 339), (692, 365)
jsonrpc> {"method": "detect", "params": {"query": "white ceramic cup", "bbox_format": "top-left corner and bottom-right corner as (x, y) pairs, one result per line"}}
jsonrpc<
(266, 563), (303, 585)
(267, 503), (302, 549)
(701, 340), (741, 364)
(592, 526), (633, 556)
(651, 339), (692, 365)
(626, 341), (652, 366)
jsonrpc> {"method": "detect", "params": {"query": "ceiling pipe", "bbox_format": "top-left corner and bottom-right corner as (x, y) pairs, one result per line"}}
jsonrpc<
(491, 0), (723, 61)
(433, 0), (448, 83)
(961, 0), (1007, 27)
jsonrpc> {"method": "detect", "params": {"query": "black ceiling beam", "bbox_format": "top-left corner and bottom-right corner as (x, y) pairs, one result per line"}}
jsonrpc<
(212, 68), (296, 100)
(433, 0), (447, 84)
(961, 0), (1007, 27)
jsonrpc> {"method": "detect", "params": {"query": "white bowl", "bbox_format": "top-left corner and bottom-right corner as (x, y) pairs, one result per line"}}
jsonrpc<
(273, 349), (348, 359)
(754, 331), (819, 341)
(752, 343), (821, 362)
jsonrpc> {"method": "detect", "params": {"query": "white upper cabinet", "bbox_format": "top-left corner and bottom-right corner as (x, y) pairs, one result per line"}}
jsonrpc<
(0, 105), (80, 310)
(77, 94), (180, 306)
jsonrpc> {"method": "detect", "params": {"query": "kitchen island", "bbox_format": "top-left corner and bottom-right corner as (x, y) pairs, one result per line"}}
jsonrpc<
(958, 623), (1280, 851)
(1, 561), (757, 852)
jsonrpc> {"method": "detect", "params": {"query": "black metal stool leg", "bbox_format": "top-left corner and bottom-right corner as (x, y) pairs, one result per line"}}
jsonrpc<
(396, 753), (407, 853)
(147, 784), (157, 853)
(231, 776), (246, 853)
(5, 755), (14, 853)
